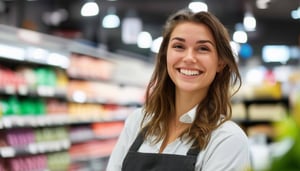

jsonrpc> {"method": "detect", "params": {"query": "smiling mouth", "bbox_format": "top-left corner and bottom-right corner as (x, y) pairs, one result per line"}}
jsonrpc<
(179, 69), (202, 76)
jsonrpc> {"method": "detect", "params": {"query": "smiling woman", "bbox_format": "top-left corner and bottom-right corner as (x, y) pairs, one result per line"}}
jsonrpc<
(107, 9), (250, 171)
(166, 22), (222, 96)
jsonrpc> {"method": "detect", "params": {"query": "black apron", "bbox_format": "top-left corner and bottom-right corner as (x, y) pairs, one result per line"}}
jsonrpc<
(121, 130), (200, 171)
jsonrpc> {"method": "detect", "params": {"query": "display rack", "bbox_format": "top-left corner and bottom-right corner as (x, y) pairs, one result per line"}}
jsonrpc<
(236, 97), (289, 125)
(0, 24), (151, 171)
(232, 96), (290, 143)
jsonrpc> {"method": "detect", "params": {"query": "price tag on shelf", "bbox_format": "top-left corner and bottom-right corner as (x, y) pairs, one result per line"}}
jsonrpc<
(0, 147), (16, 158)
(49, 114), (70, 125)
(36, 115), (48, 127)
(14, 116), (26, 127)
(4, 85), (15, 94)
(37, 86), (55, 97)
(2, 117), (13, 128)
(17, 85), (28, 95)
(28, 143), (38, 154)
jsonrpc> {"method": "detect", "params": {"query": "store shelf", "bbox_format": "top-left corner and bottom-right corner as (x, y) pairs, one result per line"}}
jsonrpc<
(243, 97), (289, 108)
(0, 47), (69, 70)
(0, 139), (70, 158)
(234, 119), (274, 127)
(0, 86), (66, 98)
(69, 139), (117, 163)
(70, 134), (120, 144)
(0, 25), (149, 171)
(235, 97), (290, 121)
(0, 115), (70, 129)
(0, 115), (126, 129)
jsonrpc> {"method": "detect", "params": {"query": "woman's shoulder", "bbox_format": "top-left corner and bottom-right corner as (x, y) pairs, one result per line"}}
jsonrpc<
(200, 121), (250, 171)
(125, 107), (145, 124)
(123, 107), (146, 136)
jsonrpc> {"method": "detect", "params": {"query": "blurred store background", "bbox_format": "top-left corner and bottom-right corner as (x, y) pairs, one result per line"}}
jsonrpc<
(0, 0), (299, 171)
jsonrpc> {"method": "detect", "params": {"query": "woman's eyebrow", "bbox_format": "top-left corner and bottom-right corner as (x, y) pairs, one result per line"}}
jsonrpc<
(196, 40), (215, 47)
(170, 37), (185, 42)
(170, 37), (215, 47)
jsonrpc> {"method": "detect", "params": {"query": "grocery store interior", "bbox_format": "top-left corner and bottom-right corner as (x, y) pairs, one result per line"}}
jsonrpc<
(0, 0), (300, 170)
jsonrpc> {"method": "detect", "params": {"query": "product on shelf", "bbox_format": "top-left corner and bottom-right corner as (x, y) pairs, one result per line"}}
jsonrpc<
(92, 121), (124, 138)
(68, 156), (108, 171)
(290, 82), (300, 125)
(0, 131), (6, 147)
(16, 67), (37, 90)
(46, 99), (68, 114)
(0, 65), (26, 92)
(69, 125), (94, 143)
(248, 103), (287, 121)
(55, 68), (69, 90)
(231, 103), (247, 120)
(68, 103), (105, 121)
(68, 53), (115, 81)
(69, 139), (117, 161)
(252, 81), (282, 99)
(0, 96), (46, 116)
(1, 96), (21, 116)
(101, 104), (135, 120)
(47, 151), (71, 171)
(5, 128), (35, 147)
(7, 154), (47, 171)
(35, 67), (56, 87)
(0, 158), (5, 171)
(35, 127), (68, 143)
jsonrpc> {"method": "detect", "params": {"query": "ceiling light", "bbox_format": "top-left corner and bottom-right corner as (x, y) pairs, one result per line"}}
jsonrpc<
(137, 31), (152, 48)
(102, 7), (120, 28)
(243, 12), (256, 31)
(233, 30), (248, 43)
(102, 14), (120, 28)
(188, 1), (208, 12)
(81, 1), (99, 17)
(291, 7), (300, 19)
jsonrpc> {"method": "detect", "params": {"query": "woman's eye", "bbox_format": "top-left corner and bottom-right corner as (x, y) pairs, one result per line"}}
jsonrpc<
(173, 44), (184, 49)
(199, 46), (209, 51)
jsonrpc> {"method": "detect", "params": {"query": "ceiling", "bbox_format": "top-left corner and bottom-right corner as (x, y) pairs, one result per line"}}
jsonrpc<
(1, 0), (300, 62)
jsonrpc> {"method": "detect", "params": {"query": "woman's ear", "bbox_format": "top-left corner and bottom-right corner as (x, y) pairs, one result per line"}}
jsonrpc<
(217, 60), (226, 73)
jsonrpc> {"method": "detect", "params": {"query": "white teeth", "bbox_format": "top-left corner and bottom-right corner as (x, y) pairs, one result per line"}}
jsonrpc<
(180, 69), (200, 76)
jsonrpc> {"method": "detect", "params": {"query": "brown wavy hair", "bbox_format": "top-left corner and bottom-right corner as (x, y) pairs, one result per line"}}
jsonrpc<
(142, 9), (242, 149)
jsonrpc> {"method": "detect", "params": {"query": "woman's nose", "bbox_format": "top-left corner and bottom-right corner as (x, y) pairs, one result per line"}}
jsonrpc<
(183, 49), (197, 63)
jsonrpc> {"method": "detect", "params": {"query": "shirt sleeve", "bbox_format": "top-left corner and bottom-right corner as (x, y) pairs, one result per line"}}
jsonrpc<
(199, 122), (251, 171)
(106, 108), (143, 171)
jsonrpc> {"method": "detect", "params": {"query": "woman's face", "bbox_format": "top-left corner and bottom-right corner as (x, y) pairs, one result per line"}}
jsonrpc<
(166, 22), (223, 95)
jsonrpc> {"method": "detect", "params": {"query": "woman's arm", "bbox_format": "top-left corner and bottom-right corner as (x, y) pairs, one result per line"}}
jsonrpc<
(106, 108), (143, 171)
(197, 121), (251, 171)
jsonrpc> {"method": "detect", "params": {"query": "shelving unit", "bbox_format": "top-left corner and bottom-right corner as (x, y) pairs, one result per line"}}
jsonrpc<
(234, 97), (289, 122)
(0, 25), (151, 171)
(232, 96), (290, 142)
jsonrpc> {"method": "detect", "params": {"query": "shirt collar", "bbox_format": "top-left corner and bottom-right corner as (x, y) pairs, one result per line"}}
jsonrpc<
(179, 106), (197, 124)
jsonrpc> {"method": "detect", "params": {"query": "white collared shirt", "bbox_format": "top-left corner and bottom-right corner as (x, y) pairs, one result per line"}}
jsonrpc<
(107, 107), (251, 171)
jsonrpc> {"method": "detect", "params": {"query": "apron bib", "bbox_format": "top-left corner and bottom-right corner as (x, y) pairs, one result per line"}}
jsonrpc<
(121, 130), (200, 171)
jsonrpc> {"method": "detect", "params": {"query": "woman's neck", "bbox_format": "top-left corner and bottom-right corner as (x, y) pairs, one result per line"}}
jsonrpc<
(175, 89), (207, 118)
